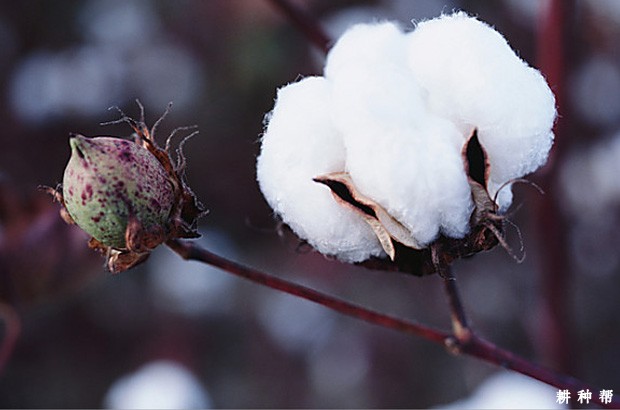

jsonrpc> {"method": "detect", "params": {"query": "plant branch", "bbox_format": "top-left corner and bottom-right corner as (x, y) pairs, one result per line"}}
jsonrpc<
(166, 238), (447, 343)
(268, 0), (331, 54)
(166, 238), (619, 408)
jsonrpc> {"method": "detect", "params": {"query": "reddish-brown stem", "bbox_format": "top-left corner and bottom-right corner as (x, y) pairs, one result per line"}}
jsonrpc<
(534, 0), (574, 374)
(166, 239), (619, 408)
(268, 0), (331, 54)
(0, 302), (20, 375)
(166, 238), (446, 343)
(460, 334), (601, 396)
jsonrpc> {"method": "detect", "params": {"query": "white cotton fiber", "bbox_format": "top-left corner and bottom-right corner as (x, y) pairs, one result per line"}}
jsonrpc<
(325, 22), (409, 82)
(326, 22), (473, 245)
(407, 12), (556, 208)
(257, 77), (384, 262)
(257, 12), (556, 263)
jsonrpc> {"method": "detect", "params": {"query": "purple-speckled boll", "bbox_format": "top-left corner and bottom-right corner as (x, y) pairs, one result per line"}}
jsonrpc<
(62, 135), (175, 249)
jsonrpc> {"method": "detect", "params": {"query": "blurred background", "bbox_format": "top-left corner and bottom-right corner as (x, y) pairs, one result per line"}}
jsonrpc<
(0, 0), (619, 408)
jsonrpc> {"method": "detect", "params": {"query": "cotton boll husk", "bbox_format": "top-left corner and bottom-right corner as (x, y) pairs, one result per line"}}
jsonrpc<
(407, 12), (556, 208)
(326, 23), (473, 245)
(257, 76), (384, 262)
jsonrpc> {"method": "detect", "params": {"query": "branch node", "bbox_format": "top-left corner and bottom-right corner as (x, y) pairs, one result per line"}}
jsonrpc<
(452, 318), (473, 343)
(444, 336), (461, 355)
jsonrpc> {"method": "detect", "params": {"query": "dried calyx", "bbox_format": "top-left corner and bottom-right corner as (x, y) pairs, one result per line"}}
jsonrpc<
(46, 102), (206, 273)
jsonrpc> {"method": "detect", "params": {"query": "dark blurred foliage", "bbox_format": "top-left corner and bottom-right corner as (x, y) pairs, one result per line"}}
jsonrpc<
(0, 0), (619, 408)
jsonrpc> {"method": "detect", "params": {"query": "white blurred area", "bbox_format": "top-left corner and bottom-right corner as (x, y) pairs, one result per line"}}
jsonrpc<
(437, 371), (564, 409)
(560, 133), (620, 277)
(256, 290), (337, 355)
(103, 360), (212, 409)
(148, 229), (239, 317)
(585, 0), (620, 26)
(10, 47), (125, 124)
(9, 0), (204, 125)
(560, 133), (620, 216)
(570, 55), (620, 129)
(308, 328), (372, 407)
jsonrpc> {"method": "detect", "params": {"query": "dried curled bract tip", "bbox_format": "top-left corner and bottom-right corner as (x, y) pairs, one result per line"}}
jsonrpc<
(313, 172), (423, 260)
(46, 101), (207, 273)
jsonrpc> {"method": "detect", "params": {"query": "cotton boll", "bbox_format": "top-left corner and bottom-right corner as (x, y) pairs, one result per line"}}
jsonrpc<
(349, 117), (472, 245)
(407, 12), (556, 208)
(326, 22), (472, 245)
(257, 76), (384, 262)
(258, 14), (555, 265)
(330, 65), (472, 244)
(427, 119), (476, 239)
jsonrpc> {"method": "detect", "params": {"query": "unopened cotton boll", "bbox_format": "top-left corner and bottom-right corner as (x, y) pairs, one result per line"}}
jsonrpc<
(257, 12), (555, 264)
(257, 77), (384, 263)
(407, 12), (556, 208)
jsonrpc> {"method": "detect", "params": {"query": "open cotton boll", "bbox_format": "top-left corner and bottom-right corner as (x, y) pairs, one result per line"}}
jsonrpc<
(258, 13), (556, 267)
(327, 31), (472, 245)
(257, 76), (384, 263)
(407, 12), (556, 208)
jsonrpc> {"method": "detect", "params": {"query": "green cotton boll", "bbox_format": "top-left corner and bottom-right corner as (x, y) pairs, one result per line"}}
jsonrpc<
(62, 134), (175, 249)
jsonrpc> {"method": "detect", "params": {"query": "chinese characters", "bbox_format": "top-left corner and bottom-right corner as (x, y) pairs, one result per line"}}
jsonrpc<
(556, 389), (613, 405)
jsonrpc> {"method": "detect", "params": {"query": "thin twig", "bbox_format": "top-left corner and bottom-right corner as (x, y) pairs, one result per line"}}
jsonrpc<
(432, 244), (471, 340)
(441, 271), (471, 343)
(268, 0), (331, 54)
(165, 238), (619, 408)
